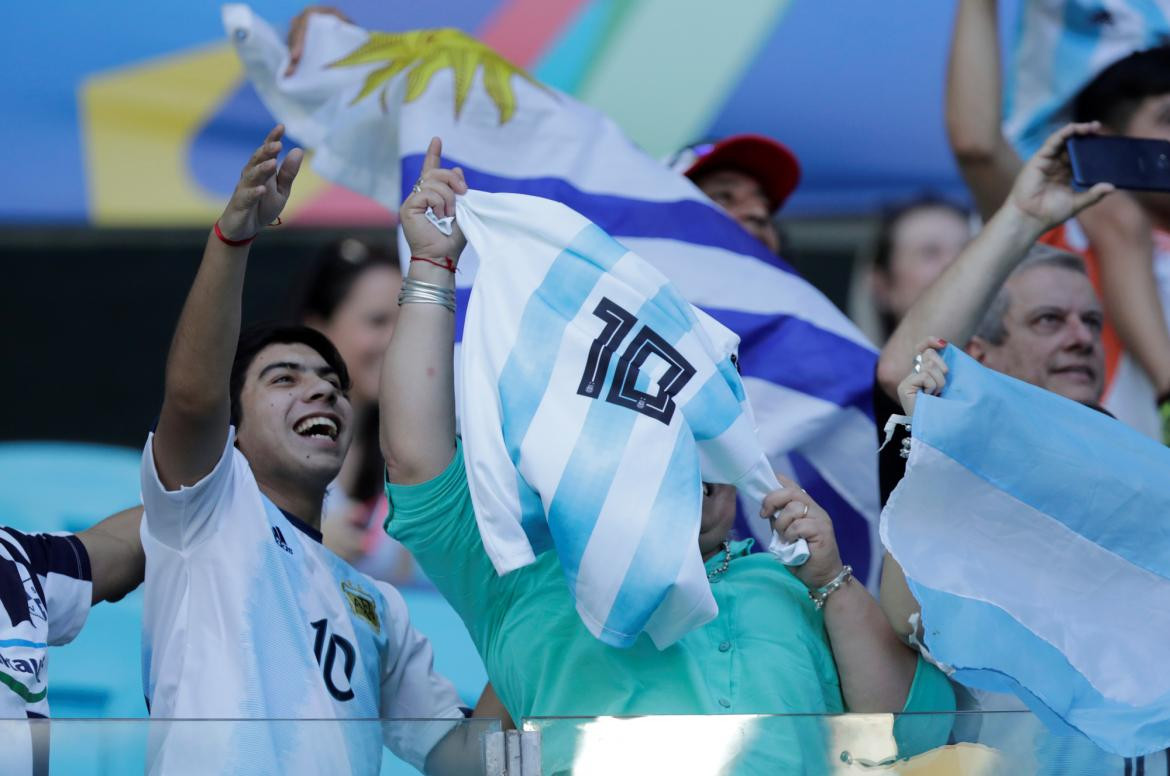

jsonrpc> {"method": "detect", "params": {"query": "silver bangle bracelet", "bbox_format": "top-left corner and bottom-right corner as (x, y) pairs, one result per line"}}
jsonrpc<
(399, 282), (455, 301)
(398, 278), (456, 313)
(402, 276), (455, 294)
(398, 290), (456, 313)
(808, 565), (853, 611)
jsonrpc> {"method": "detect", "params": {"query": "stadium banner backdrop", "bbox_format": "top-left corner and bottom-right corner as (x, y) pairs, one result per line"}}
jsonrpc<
(1, 0), (1036, 225)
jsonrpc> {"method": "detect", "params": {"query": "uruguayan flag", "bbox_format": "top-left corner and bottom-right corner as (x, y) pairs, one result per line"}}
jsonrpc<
(882, 345), (1170, 757)
(455, 189), (806, 648)
(1005, 0), (1170, 157)
(225, 5), (881, 586)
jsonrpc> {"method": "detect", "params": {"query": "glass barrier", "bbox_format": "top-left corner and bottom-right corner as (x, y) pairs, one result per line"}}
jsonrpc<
(0, 717), (503, 776)
(0, 713), (1157, 774)
(523, 711), (1151, 775)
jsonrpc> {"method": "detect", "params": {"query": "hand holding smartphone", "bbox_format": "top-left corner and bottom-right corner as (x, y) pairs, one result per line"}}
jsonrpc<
(1067, 135), (1170, 192)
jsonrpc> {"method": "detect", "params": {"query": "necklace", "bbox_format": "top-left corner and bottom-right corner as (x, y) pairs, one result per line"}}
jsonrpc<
(707, 540), (732, 580)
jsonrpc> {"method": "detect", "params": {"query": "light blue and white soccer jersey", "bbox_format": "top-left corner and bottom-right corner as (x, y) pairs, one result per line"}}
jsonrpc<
(140, 429), (464, 776)
(455, 190), (807, 651)
(0, 527), (91, 774)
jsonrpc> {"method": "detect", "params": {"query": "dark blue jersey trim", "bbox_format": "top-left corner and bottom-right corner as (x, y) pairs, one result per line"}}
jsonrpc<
(279, 510), (323, 545)
(1, 529), (90, 581)
(62, 535), (91, 583)
(0, 553), (33, 626)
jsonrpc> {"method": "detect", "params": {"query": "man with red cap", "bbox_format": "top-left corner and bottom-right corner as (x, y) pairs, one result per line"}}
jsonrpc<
(669, 134), (802, 254)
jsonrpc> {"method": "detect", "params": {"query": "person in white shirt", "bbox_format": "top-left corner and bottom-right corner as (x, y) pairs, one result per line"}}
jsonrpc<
(1, 506), (143, 775)
(140, 124), (472, 775)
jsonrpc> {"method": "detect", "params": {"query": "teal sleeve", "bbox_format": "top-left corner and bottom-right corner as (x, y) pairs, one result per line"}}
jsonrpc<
(384, 441), (511, 651)
(892, 655), (956, 758)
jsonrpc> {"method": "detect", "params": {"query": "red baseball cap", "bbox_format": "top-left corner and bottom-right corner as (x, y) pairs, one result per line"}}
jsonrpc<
(669, 134), (802, 214)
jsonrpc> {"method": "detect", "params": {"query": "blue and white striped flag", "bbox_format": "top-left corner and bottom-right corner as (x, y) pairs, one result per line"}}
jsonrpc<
(882, 346), (1170, 757)
(1005, 0), (1170, 157)
(225, 5), (881, 585)
(455, 189), (806, 648)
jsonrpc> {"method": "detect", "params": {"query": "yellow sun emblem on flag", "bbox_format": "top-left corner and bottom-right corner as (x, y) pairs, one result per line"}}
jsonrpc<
(329, 28), (545, 124)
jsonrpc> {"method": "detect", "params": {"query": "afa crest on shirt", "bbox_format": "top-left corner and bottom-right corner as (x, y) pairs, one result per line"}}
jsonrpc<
(341, 581), (379, 631)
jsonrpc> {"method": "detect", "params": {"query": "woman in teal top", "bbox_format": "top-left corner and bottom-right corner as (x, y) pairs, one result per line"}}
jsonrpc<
(381, 140), (955, 773)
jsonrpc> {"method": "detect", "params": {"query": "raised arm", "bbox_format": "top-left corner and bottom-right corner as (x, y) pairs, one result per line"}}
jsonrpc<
(152, 126), (302, 489)
(879, 339), (950, 640)
(380, 138), (468, 484)
(764, 482), (916, 711)
(878, 123), (1114, 399)
(946, 0), (1021, 219)
(77, 506), (145, 604)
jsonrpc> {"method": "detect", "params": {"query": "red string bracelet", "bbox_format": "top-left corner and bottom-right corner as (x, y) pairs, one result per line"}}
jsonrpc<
(410, 255), (457, 273)
(213, 221), (256, 247)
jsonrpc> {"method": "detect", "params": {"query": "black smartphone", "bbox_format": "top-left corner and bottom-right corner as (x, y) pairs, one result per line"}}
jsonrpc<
(1067, 135), (1170, 192)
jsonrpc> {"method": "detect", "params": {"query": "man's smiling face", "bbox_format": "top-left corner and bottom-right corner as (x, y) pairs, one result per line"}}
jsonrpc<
(235, 342), (354, 489)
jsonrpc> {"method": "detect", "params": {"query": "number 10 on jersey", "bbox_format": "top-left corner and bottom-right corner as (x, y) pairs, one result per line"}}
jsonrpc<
(310, 618), (356, 702)
(576, 297), (696, 425)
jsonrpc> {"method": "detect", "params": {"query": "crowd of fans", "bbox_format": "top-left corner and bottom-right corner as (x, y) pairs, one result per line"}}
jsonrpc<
(3, 0), (1169, 773)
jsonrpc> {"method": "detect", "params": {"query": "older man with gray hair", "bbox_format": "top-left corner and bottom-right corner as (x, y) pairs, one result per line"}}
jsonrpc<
(872, 122), (1114, 627)
(872, 122), (1113, 521)
(871, 125), (1170, 772)
(876, 129), (1110, 412)
(963, 244), (1104, 404)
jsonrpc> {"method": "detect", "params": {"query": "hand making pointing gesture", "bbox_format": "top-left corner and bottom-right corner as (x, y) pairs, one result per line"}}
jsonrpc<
(400, 137), (469, 263)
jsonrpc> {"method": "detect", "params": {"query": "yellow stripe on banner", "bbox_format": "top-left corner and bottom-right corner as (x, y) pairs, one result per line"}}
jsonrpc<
(80, 43), (328, 225)
(577, 0), (791, 157)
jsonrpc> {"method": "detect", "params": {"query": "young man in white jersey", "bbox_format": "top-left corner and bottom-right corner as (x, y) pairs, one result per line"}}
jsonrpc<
(140, 126), (472, 775)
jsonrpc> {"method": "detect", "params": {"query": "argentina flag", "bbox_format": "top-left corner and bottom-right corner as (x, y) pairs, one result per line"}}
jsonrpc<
(455, 189), (806, 648)
(224, 5), (881, 585)
(882, 346), (1170, 757)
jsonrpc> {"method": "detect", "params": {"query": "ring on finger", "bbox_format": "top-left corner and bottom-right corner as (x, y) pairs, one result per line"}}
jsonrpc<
(800, 503), (809, 518)
(913, 353), (923, 374)
(412, 177), (424, 194)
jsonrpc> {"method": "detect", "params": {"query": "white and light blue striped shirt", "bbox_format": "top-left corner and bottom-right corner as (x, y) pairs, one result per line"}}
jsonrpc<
(457, 190), (806, 650)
